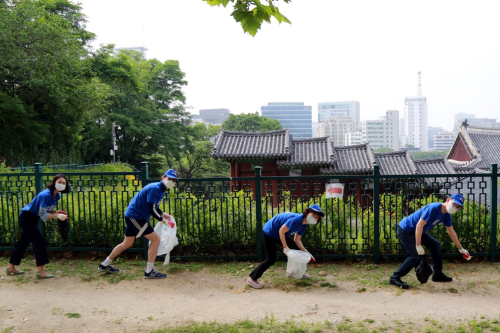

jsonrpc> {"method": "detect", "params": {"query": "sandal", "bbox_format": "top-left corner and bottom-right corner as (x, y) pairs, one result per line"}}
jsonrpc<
(6, 267), (25, 276)
(36, 271), (55, 279)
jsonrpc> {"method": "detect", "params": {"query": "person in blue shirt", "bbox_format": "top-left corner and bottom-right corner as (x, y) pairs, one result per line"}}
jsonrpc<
(98, 169), (178, 279)
(246, 204), (324, 289)
(7, 174), (70, 279)
(390, 193), (471, 289)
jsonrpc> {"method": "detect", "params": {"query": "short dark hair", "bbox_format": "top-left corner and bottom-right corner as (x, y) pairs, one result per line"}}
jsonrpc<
(47, 174), (70, 194)
(303, 208), (322, 223)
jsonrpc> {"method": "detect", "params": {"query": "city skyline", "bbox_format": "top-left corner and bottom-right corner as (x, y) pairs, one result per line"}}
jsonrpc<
(79, 0), (500, 132)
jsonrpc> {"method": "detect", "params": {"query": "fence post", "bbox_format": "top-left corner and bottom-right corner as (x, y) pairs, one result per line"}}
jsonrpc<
(34, 163), (45, 236)
(373, 164), (380, 264)
(490, 164), (497, 262)
(140, 162), (149, 260)
(255, 166), (263, 262)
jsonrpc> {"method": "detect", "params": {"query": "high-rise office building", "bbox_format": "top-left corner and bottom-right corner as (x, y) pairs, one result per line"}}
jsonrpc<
(404, 72), (428, 151)
(317, 117), (356, 146)
(454, 115), (500, 130)
(311, 122), (319, 138)
(318, 101), (360, 129)
(428, 126), (444, 150)
(345, 131), (363, 146)
(433, 131), (455, 151)
(192, 108), (230, 125)
(361, 110), (400, 150)
(261, 102), (312, 139)
(399, 118), (406, 148)
(385, 110), (400, 150)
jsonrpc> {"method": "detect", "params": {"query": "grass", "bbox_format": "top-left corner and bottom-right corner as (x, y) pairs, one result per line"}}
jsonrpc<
(2, 256), (500, 296)
(147, 315), (500, 333)
(2, 256), (500, 332)
(64, 312), (81, 318)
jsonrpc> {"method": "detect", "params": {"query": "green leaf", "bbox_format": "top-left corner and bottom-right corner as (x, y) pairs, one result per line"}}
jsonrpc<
(203, 0), (230, 7)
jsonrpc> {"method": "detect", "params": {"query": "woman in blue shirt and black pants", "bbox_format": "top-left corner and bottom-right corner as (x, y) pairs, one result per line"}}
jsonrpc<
(7, 174), (70, 279)
(246, 204), (324, 289)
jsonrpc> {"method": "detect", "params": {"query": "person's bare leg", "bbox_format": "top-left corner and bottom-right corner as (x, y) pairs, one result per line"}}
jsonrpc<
(108, 236), (135, 260)
(36, 265), (52, 277)
(145, 232), (160, 264)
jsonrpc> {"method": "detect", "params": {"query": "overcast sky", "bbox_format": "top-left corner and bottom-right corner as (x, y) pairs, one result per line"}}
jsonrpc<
(77, 0), (500, 131)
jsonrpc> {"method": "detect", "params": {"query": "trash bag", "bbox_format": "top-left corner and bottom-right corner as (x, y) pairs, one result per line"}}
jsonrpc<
(57, 211), (69, 242)
(151, 216), (178, 265)
(286, 249), (311, 279)
(415, 256), (433, 284)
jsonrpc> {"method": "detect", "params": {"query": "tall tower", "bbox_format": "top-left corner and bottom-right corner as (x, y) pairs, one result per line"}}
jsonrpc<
(404, 72), (429, 151)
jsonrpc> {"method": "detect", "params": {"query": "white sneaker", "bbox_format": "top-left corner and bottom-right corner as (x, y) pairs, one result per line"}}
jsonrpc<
(246, 277), (263, 289)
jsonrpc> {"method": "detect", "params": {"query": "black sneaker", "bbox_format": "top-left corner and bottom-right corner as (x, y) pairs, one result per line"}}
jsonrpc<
(144, 268), (167, 279)
(390, 277), (409, 289)
(98, 264), (119, 274)
(432, 273), (453, 282)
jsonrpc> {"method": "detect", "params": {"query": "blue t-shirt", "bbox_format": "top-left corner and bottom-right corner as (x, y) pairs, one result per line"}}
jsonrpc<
(125, 182), (165, 220)
(399, 202), (452, 232)
(21, 188), (60, 222)
(263, 212), (308, 239)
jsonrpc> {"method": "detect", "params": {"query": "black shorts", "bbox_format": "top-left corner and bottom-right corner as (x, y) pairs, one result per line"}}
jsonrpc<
(124, 217), (154, 238)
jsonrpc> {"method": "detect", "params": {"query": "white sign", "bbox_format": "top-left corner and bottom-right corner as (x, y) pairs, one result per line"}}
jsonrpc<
(325, 183), (344, 199)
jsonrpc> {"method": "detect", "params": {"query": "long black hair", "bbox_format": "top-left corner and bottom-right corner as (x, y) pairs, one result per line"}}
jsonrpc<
(47, 174), (70, 194)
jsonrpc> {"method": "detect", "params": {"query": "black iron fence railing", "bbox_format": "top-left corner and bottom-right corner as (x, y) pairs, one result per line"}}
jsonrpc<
(1, 163), (498, 262)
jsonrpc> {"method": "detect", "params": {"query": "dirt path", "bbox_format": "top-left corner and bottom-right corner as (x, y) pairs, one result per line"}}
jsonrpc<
(1, 263), (500, 332)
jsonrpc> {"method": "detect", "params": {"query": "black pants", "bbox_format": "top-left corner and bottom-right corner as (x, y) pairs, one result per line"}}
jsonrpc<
(249, 231), (300, 281)
(9, 211), (49, 267)
(391, 225), (443, 279)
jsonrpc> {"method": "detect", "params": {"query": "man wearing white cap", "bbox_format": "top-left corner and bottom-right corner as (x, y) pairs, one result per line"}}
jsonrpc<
(246, 204), (325, 289)
(98, 169), (178, 278)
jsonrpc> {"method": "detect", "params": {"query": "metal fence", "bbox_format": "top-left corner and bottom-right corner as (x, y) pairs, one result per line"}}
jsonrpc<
(1, 163), (498, 262)
(8, 162), (107, 172)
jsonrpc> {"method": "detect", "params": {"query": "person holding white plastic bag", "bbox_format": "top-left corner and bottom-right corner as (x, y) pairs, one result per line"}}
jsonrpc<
(246, 204), (324, 289)
(98, 169), (177, 279)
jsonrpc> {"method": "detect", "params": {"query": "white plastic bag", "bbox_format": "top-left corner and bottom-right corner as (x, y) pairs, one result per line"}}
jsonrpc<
(151, 216), (178, 265)
(286, 249), (311, 279)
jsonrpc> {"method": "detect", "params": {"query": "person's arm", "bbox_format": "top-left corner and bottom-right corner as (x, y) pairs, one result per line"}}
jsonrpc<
(415, 218), (427, 246)
(148, 203), (164, 221)
(37, 194), (58, 222)
(279, 224), (289, 249)
(446, 226), (463, 249)
(293, 233), (307, 252)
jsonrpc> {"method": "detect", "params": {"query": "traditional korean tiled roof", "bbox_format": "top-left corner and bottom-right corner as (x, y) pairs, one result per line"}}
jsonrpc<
(320, 143), (376, 175)
(414, 158), (457, 185)
(375, 151), (417, 175)
(211, 129), (291, 160)
(448, 126), (500, 170)
(276, 137), (334, 168)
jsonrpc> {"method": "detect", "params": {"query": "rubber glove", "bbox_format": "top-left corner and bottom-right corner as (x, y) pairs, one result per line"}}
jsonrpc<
(162, 218), (175, 228)
(57, 213), (68, 221)
(283, 247), (290, 255)
(459, 248), (471, 261)
(416, 245), (425, 255)
(305, 250), (316, 262)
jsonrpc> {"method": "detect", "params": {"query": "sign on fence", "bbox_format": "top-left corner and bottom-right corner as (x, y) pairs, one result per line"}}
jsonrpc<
(325, 183), (344, 199)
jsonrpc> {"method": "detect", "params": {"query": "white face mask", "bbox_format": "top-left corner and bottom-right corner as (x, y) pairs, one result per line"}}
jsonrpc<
(446, 203), (458, 214)
(306, 214), (318, 225)
(55, 183), (66, 192)
(163, 178), (175, 189)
